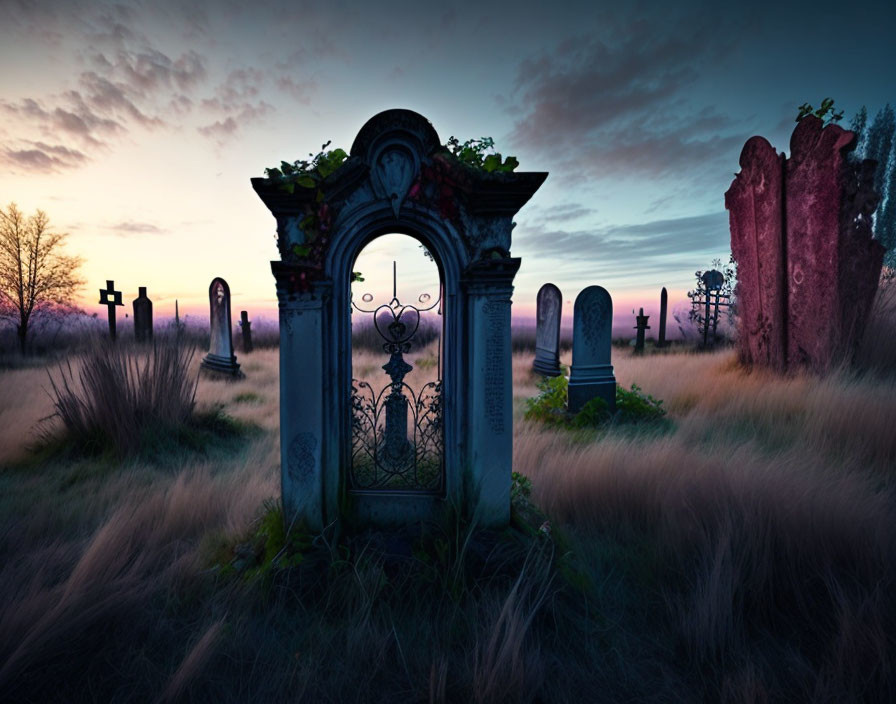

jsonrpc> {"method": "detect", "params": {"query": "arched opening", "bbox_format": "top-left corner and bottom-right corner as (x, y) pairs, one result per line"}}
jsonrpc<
(349, 233), (444, 493)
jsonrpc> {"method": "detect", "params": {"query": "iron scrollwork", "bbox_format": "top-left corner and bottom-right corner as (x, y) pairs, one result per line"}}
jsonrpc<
(351, 268), (443, 491)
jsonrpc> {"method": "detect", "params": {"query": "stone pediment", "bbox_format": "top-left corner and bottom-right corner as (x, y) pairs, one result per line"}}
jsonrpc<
(251, 108), (547, 268)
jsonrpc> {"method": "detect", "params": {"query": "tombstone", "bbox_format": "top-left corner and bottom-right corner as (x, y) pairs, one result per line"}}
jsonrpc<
(199, 278), (243, 378)
(132, 286), (153, 343)
(251, 109), (546, 530)
(98, 280), (123, 341)
(785, 116), (884, 372)
(532, 283), (562, 376)
(568, 286), (616, 414)
(239, 311), (253, 353)
(657, 287), (668, 348)
(173, 299), (185, 337)
(727, 116), (884, 373)
(634, 307), (650, 354)
(726, 136), (787, 371)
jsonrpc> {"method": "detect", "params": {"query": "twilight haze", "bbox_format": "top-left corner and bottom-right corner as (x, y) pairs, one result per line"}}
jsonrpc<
(1, 0), (894, 327)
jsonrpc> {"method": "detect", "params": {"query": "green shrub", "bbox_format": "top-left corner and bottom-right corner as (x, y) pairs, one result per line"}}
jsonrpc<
(525, 375), (665, 430)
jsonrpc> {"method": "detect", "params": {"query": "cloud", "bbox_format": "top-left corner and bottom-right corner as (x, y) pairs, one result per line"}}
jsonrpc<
(276, 76), (317, 104)
(1, 141), (89, 172)
(513, 211), (731, 287)
(104, 221), (166, 236)
(502, 12), (750, 189)
(105, 48), (207, 95)
(196, 69), (275, 143)
(528, 202), (598, 224)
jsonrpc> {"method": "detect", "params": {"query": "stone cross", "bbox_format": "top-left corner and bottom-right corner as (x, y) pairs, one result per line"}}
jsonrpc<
(239, 311), (253, 353)
(199, 277), (243, 378)
(657, 287), (668, 348)
(132, 286), (153, 343)
(634, 307), (650, 354)
(98, 280), (123, 340)
(532, 283), (562, 377)
(568, 286), (616, 414)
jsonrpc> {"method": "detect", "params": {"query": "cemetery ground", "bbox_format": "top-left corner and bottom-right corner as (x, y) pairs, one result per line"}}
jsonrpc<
(1, 312), (895, 702)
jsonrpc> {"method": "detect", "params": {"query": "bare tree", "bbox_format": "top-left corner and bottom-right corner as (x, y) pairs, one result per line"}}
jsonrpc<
(0, 203), (84, 355)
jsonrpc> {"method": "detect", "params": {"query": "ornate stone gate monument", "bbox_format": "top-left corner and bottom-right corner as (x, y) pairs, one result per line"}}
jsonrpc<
(252, 109), (546, 529)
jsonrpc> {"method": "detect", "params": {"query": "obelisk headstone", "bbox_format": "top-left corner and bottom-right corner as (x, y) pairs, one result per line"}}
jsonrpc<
(98, 280), (124, 341)
(239, 310), (253, 353)
(132, 286), (153, 343)
(200, 277), (243, 378)
(568, 286), (616, 414)
(657, 287), (668, 348)
(634, 307), (650, 354)
(533, 283), (562, 377)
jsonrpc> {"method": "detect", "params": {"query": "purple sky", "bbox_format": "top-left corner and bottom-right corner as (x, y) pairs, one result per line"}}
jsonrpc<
(1, 0), (893, 324)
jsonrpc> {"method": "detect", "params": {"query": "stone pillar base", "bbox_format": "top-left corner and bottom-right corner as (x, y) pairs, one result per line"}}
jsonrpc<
(568, 363), (615, 414)
(200, 353), (244, 380)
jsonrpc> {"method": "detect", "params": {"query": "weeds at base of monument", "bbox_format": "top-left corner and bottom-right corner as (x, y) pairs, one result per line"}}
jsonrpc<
(525, 375), (666, 429)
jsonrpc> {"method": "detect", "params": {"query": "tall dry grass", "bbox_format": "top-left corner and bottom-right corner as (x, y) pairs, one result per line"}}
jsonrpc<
(1, 315), (895, 701)
(44, 336), (198, 456)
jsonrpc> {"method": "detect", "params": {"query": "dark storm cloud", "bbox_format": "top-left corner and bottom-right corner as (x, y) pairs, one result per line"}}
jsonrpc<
(1, 141), (89, 172)
(514, 211), (730, 281)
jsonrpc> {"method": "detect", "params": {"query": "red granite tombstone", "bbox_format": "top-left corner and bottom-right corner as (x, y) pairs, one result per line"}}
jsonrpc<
(786, 116), (884, 372)
(725, 136), (787, 372)
(727, 116), (884, 374)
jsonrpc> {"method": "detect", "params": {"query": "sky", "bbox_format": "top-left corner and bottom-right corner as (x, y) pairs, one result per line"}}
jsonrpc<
(1, 0), (894, 328)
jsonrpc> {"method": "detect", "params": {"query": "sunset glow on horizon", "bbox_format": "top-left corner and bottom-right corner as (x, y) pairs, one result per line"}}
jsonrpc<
(2, 1), (893, 331)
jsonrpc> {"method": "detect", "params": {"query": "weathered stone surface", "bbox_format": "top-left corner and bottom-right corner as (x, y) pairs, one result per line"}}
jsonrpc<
(568, 286), (616, 414)
(252, 109), (546, 530)
(657, 287), (668, 348)
(200, 277), (242, 378)
(533, 283), (562, 376)
(132, 286), (153, 343)
(786, 116), (883, 372)
(726, 137), (788, 372)
(727, 116), (884, 374)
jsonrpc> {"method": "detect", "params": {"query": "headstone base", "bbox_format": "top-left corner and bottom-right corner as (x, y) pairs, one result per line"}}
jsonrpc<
(533, 350), (562, 377)
(568, 364), (616, 414)
(200, 353), (244, 379)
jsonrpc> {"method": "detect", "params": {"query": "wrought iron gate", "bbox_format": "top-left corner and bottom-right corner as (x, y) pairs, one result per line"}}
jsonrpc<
(350, 263), (443, 492)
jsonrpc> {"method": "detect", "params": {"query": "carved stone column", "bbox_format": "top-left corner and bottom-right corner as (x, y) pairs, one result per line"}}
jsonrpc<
(461, 256), (520, 527)
(272, 261), (332, 530)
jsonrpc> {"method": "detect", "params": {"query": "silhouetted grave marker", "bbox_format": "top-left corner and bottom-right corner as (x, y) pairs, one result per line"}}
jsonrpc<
(251, 108), (546, 530)
(98, 280), (124, 341)
(690, 270), (731, 349)
(133, 286), (153, 343)
(533, 283), (562, 377)
(239, 310), (253, 353)
(568, 286), (616, 414)
(634, 307), (650, 354)
(657, 287), (668, 348)
(200, 277), (243, 379)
